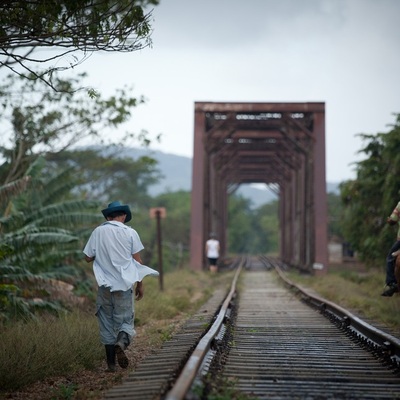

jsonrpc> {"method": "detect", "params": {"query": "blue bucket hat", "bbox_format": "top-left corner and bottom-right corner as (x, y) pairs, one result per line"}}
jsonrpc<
(101, 201), (132, 222)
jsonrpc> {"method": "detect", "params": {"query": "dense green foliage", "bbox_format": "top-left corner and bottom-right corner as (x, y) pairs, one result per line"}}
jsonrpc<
(0, 73), (159, 321)
(327, 191), (343, 240)
(254, 200), (280, 253)
(340, 113), (400, 264)
(0, 72), (150, 184)
(0, 158), (102, 321)
(47, 148), (161, 207)
(228, 195), (279, 255)
(0, 145), (165, 321)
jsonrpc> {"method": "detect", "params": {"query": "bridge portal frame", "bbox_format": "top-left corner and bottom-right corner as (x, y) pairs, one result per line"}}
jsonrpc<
(190, 102), (328, 273)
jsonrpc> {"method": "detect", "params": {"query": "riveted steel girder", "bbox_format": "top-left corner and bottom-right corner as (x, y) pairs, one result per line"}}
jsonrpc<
(190, 102), (328, 273)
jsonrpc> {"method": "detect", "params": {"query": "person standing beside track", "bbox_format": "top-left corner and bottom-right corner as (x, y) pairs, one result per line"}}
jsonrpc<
(381, 200), (400, 297)
(83, 201), (159, 372)
(205, 233), (220, 272)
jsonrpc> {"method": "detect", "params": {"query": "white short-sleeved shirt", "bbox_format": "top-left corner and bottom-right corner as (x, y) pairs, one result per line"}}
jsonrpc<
(206, 239), (220, 258)
(83, 221), (158, 291)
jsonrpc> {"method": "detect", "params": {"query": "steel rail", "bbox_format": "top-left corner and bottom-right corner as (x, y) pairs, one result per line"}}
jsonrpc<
(106, 256), (399, 399)
(164, 257), (244, 400)
(218, 256), (400, 399)
(274, 261), (400, 363)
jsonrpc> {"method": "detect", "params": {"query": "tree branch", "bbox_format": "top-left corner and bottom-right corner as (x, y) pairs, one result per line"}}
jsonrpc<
(0, 0), (158, 88)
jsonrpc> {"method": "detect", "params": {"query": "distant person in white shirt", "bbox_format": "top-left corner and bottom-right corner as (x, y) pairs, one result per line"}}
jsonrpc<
(205, 233), (220, 272)
(83, 201), (158, 372)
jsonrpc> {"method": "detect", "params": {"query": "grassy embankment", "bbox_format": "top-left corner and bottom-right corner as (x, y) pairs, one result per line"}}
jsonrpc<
(2, 261), (399, 399)
(0, 267), (235, 396)
(286, 262), (400, 335)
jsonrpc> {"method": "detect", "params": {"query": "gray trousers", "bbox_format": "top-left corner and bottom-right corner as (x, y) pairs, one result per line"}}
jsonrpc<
(386, 240), (400, 285)
(95, 286), (136, 345)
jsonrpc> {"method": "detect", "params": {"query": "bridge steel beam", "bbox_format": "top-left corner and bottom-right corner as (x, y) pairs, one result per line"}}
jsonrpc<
(190, 102), (328, 273)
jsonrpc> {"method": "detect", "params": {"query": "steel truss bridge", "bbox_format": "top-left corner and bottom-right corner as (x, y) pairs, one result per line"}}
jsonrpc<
(190, 102), (328, 273)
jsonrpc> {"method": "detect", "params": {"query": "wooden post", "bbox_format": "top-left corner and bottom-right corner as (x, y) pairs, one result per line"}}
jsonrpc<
(149, 207), (166, 291)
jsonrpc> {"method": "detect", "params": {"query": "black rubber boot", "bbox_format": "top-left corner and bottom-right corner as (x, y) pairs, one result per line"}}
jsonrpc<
(381, 283), (399, 297)
(115, 331), (130, 368)
(105, 345), (116, 372)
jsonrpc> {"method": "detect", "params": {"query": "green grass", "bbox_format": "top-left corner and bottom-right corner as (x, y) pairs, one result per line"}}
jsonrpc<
(0, 267), (234, 392)
(134, 268), (225, 323)
(3, 262), (398, 396)
(286, 264), (400, 333)
(199, 376), (258, 400)
(0, 312), (103, 391)
(50, 383), (78, 400)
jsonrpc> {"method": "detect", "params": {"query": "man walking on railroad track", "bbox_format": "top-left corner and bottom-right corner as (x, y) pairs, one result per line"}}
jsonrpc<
(206, 233), (220, 272)
(381, 201), (400, 297)
(83, 201), (159, 372)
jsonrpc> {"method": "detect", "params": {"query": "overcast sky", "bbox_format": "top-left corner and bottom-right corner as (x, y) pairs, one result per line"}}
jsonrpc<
(79, 0), (400, 183)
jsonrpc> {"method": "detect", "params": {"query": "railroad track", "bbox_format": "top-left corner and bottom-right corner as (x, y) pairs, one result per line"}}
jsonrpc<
(105, 257), (400, 400)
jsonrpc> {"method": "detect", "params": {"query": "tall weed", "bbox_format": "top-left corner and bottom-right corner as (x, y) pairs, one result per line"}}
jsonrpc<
(134, 269), (225, 324)
(0, 312), (102, 390)
(0, 267), (233, 392)
(287, 265), (400, 333)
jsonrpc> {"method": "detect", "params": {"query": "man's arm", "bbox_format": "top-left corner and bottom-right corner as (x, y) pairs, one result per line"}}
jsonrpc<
(387, 217), (397, 226)
(85, 255), (95, 263)
(133, 252), (144, 300)
(133, 252), (143, 264)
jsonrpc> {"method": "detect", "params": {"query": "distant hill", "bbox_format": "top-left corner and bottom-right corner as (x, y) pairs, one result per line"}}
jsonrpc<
(117, 147), (340, 208)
